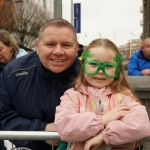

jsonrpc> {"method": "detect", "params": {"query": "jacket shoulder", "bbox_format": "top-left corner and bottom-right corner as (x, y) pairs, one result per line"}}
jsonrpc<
(4, 52), (38, 76)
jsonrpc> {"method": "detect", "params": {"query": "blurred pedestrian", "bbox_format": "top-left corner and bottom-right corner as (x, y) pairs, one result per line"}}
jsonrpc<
(128, 37), (150, 76)
(0, 29), (27, 150)
(0, 29), (27, 73)
(77, 44), (84, 60)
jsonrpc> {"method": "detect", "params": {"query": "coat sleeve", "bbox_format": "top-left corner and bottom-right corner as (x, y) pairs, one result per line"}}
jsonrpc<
(102, 94), (150, 145)
(54, 89), (104, 142)
(127, 54), (142, 76)
(0, 70), (47, 148)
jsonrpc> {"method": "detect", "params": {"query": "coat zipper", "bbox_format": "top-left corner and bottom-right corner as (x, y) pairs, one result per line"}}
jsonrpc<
(95, 88), (103, 114)
(51, 76), (55, 121)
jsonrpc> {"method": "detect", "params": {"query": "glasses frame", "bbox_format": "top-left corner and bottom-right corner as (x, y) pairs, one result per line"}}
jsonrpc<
(82, 60), (120, 78)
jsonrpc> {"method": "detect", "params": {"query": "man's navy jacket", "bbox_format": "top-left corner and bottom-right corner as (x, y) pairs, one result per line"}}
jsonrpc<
(0, 52), (80, 150)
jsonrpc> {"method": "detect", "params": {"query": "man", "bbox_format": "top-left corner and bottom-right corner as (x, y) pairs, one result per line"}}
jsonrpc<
(0, 18), (80, 150)
(77, 44), (84, 60)
(128, 38), (150, 76)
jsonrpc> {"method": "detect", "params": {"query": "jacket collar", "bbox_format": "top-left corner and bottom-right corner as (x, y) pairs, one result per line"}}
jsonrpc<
(77, 84), (113, 96)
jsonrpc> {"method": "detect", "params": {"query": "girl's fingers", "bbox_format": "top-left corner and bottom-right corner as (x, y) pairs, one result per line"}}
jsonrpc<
(117, 104), (130, 111)
(46, 140), (60, 146)
(84, 144), (90, 150)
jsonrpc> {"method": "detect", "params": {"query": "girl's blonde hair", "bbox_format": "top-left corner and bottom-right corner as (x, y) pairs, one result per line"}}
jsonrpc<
(72, 38), (141, 104)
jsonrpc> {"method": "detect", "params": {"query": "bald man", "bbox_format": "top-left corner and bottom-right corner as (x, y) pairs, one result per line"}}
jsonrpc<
(128, 38), (150, 76)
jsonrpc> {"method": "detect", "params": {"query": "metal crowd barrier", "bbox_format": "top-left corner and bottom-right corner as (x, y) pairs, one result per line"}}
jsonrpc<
(0, 131), (61, 150)
(0, 131), (149, 149)
(0, 131), (60, 140)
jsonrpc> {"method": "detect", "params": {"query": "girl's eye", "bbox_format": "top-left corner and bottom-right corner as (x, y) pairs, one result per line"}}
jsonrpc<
(89, 62), (97, 66)
(105, 64), (116, 68)
(105, 65), (112, 68)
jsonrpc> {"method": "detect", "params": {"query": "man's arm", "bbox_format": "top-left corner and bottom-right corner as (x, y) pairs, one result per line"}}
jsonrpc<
(141, 69), (150, 76)
(0, 71), (48, 149)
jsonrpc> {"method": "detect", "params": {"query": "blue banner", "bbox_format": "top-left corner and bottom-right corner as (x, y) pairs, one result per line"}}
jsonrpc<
(74, 3), (81, 33)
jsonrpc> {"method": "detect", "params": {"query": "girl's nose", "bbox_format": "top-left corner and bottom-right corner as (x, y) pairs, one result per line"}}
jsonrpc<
(98, 69), (103, 74)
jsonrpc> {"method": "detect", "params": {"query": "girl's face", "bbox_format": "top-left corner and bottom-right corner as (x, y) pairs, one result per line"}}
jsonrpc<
(84, 46), (117, 88)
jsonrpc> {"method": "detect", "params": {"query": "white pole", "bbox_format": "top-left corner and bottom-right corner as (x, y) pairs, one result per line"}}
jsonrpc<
(71, 0), (74, 25)
(129, 32), (131, 58)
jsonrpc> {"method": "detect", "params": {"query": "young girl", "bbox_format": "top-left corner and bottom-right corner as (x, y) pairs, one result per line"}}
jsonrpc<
(54, 38), (150, 150)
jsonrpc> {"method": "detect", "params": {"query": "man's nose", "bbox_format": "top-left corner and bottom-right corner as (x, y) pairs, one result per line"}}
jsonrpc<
(53, 46), (64, 55)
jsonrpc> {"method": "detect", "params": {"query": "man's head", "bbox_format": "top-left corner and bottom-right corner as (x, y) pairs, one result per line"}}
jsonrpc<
(36, 18), (79, 73)
(142, 38), (150, 59)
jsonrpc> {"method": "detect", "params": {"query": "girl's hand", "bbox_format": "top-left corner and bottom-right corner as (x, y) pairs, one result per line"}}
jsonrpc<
(102, 104), (130, 125)
(84, 132), (104, 150)
(45, 123), (59, 146)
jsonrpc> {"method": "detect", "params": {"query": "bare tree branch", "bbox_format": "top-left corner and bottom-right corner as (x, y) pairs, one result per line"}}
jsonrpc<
(0, 0), (52, 50)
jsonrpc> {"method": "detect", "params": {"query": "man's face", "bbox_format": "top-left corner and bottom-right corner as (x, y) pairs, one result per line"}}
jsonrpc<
(142, 39), (150, 59)
(36, 26), (79, 73)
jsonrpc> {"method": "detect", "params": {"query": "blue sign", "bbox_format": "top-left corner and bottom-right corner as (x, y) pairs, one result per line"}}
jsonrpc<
(74, 3), (81, 33)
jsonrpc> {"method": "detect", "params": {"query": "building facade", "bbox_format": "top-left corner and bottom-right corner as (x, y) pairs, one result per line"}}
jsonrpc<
(141, 0), (150, 39)
(119, 39), (142, 60)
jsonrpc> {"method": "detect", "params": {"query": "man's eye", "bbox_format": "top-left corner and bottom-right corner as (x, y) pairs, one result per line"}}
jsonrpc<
(63, 45), (71, 48)
(46, 44), (54, 47)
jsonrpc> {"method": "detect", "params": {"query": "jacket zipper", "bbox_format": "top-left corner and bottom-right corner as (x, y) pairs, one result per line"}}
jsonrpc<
(95, 88), (103, 114)
(95, 88), (100, 114)
(51, 76), (55, 121)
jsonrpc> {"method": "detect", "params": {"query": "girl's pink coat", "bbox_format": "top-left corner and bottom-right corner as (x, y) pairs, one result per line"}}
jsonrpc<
(54, 85), (150, 150)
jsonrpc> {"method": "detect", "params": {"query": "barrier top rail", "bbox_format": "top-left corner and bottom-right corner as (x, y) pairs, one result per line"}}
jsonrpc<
(0, 131), (150, 142)
(0, 131), (61, 140)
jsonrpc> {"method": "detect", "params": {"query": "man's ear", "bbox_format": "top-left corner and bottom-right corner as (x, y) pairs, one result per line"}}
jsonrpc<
(141, 46), (144, 51)
(76, 42), (79, 57)
(76, 42), (79, 51)
(36, 39), (39, 55)
(77, 42), (79, 49)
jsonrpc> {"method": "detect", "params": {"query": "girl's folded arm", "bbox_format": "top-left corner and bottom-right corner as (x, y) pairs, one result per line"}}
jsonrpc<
(54, 90), (104, 142)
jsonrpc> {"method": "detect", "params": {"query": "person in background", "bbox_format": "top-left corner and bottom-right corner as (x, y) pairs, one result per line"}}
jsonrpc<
(127, 37), (150, 76)
(0, 30), (27, 73)
(54, 38), (150, 150)
(0, 18), (80, 150)
(77, 44), (84, 60)
(0, 29), (27, 150)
